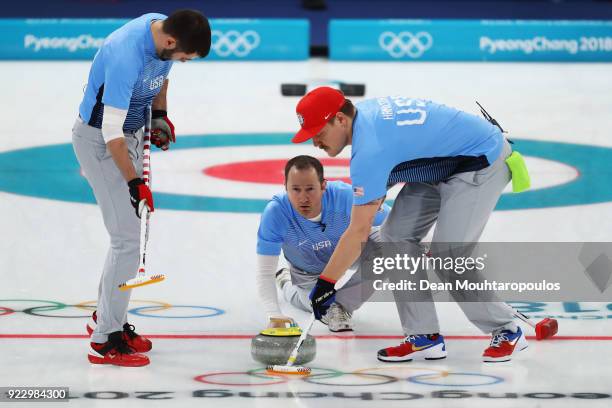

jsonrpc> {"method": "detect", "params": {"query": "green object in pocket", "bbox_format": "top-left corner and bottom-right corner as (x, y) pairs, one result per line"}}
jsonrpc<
(505, 151), (531, 193)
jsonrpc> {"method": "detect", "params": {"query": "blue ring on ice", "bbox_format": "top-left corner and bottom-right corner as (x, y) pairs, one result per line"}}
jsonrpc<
(0, 133), (611, 212)
(408, 372), (504, 387)
(129, 305), (225, 318)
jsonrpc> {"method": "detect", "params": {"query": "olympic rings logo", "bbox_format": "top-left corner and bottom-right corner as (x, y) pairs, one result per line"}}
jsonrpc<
(0, 299), (224, 319)
(211, 30), (261, 58)
(194, 366), (504, 387)
(379, 31), (433, 58)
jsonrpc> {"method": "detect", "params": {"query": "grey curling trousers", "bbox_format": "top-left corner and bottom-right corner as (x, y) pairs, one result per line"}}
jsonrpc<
(72, 117), (144, 343)
(382, 139), (518, 335)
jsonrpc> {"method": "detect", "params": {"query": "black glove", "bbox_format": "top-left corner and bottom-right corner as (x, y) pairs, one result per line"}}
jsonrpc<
(127, 178), (154, 217)
(309, 276), (337, 320)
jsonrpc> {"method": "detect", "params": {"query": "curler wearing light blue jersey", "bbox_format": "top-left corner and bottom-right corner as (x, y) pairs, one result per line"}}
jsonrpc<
(292, 87), (529, 363)
(72, 10), (211, 367)
(256, 155), (389, 333)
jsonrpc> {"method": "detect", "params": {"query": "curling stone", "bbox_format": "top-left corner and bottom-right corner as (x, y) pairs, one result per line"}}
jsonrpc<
(251, 326), (316, 365)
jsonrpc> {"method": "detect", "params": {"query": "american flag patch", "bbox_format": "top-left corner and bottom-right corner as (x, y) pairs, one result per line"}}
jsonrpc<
(353, 186), (364, 197)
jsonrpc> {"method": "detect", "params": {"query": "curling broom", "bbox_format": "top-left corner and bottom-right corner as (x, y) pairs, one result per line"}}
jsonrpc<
(118, 107), (165, 291)
(266, 315), (316, 376)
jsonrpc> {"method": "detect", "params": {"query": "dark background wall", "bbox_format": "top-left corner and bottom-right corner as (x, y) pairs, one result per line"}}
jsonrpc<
(3, 0), (612, 46)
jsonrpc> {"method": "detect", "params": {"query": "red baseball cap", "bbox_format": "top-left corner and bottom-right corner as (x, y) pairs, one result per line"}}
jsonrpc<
(292, 86), (345, 143)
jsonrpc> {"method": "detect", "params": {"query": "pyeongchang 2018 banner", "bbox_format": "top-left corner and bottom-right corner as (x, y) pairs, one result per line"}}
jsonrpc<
(0, 18), (309, 60)
(329, 19), (612, 61)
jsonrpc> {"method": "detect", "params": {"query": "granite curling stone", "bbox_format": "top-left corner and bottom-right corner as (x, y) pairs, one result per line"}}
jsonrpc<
(251, 326), (316, 365)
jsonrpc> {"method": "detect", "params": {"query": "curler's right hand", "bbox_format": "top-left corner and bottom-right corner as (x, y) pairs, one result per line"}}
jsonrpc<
(128, 178), (154, 217)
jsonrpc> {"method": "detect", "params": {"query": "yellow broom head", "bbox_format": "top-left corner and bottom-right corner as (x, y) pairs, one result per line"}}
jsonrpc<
(118, 274), (166, 291)
(266, 365), (312, 376)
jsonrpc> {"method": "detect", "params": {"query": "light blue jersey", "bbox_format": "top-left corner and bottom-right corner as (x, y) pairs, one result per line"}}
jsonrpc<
(350, 97), (504, 205)
(257, 181), (389, 274)
(79, 13), (173, 132)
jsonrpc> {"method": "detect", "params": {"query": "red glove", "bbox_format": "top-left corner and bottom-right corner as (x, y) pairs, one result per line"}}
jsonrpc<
(128, 178), (154, 217)
(151, 110), (175, 151)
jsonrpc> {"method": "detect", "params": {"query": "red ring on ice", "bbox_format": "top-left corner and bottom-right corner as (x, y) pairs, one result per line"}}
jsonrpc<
(203, 158), (351, 184)
(0, 307), (15, 317)
(194, 371), (288, 386)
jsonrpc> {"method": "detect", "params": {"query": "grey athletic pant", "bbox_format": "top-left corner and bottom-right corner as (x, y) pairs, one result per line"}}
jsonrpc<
(382, 139), (517, 335)
(72, 117), (144, 343)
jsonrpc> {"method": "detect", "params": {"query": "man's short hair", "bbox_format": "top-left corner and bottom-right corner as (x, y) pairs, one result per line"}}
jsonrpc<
(284, 155), (325, 184)
(163, 9), (211, 57)
(329, 99), (356, 124)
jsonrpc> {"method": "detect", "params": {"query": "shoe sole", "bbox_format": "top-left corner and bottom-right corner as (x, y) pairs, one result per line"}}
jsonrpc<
(88, 348), (150, 367)
(328, 327), (353, 333)
(377, 355), (447, 362)
(88, 355), (150, 367)
(377, 343), (447, 362)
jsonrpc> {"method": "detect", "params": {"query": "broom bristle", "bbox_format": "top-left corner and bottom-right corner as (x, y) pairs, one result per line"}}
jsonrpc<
(266, 365), (311, 376)
(118, 274), (165, 291)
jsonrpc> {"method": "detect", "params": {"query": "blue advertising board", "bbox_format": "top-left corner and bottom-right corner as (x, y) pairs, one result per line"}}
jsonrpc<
(330, 19), (612, 61)
(0, 18), (309, 60)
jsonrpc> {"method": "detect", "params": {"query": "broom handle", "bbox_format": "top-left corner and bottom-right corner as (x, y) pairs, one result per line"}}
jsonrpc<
(286, 315), (316, 367)
(284, 278), (347, 367)
(505, 303), (537, 329)
(137, 107), (152, 275)
(513, 309), (537, 329)
(143, 106), (151, 186)
(137, 204), (148, 275)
